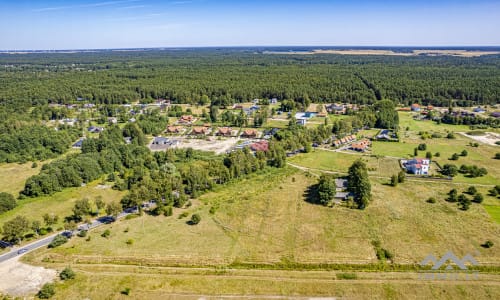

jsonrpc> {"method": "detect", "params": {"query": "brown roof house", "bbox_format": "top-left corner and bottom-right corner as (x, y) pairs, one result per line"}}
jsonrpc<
(241, 129), (258, 138)
(217, 127), (232, 137)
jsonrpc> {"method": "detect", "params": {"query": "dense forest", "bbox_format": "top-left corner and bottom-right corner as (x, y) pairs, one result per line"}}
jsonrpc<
(1, 50), (499, 107)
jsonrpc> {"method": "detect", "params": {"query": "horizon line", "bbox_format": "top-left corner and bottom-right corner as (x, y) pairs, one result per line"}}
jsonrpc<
(1, 45), (500, 52)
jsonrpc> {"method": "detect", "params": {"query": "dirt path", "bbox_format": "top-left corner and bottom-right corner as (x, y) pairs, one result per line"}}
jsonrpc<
(0, 257), (56, 297)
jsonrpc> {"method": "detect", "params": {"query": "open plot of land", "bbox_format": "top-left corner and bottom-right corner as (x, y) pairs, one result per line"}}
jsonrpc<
(459, 131), (500, 146)
(0, 162), (43, 195)
(288, 150), (401, 177)
(172, 137), (241, 155)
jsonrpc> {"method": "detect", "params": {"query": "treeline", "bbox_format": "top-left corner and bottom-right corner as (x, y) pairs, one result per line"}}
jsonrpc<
(21, 125), (287, 203)
(0, 125), (80, 163)
(1, 50), (499, 106)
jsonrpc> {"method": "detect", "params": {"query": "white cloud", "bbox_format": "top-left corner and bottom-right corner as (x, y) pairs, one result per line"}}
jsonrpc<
(32, 0), (141, 12)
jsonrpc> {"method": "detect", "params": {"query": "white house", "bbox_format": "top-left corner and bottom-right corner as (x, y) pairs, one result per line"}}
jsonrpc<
(403, 158), (430, 175)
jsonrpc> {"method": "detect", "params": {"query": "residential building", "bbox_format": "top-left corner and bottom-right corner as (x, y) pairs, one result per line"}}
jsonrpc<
(403, 158), (431, 175)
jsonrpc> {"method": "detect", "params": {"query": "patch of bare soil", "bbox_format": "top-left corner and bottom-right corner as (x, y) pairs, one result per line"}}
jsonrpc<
(0, 257), (56, 297)
(459, 132), (500, 146)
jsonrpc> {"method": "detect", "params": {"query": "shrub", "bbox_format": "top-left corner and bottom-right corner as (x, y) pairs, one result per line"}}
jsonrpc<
(336, 273), (358, 280)
(434, 152), (440, 157)
(450, 153), (459, 160)
(427, 197), (437, 203)
(48, 234), (68, 248)
(37, 283), (56, 299)
(447, 189), (458, 202)
(101, 229), (111, 238)
(447, 133), (456, 139)
(31, 162), (38, 168)
(458, 194), (471, 211)
(178, 212), (189, 219)
(121, 287), (131, 296)
(425, 151), (432, 159)
(473, 193), (484, 204)
(390, 175), (398, 187)
(126, 239), (134, 245)
(209, 206), (217, 214)
(77, 230), (87, 237)
(190, 213), (201, 225)
(417, 143), (427, 151)
(461, 150), (468, 157)
(481, 240), (494, 248)
(466, 186), (477, 195)
(59, 267), (76, 280)
(397, 171), (406, 183)
(495, 153), (500, 160)
(163, 206), (173, 217)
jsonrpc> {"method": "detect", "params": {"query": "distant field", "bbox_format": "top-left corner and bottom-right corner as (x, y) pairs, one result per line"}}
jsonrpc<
(266, 49), (500, 57)
(398, 112), (472, 133)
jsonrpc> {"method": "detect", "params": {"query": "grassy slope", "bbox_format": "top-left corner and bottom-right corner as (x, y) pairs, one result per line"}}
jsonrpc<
(0, 162), (42, 196)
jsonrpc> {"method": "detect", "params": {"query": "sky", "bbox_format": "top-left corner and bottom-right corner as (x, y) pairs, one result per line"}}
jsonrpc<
(0, 0), (499, 50)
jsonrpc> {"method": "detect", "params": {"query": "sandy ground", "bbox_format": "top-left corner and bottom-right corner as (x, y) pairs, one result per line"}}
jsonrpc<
(174, 137), (240, 154)
(459, 132), (500, 146)
(265, 49), (500, 57)
(0, 257), (56, 297)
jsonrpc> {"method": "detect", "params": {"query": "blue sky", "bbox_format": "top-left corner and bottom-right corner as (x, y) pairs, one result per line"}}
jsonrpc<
(0, 0), (499, 49)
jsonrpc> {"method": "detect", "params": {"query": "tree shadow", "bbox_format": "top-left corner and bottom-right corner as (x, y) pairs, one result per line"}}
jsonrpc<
(303, 184), (321, 205)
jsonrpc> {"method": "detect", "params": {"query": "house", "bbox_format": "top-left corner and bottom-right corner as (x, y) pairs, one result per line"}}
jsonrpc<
(351, 139), (371, 152)
(334, 178), (350, 200)
(241, 129), (258, 138)
(250, 141), (269, 152)
(491, 112), (500, 118)
(411, 103), (421, 112)
(108, 117), (118, 124)
(263, 128), (279, 139)
(217, 127), (232, 137)
(88, 126), (104, 133)
(270, 98), (278, 104)
(178, 115), (194, 124)
(326, 103), (346, 115)
(128, 118), (136, 123)
(191, 126), (208, 135)
(232, 104), (244, 110)
(377, 129), (392, 140)
(166, 126), (182, 134)
(152, 136), (170, 145)
(403, 158), (431, 175)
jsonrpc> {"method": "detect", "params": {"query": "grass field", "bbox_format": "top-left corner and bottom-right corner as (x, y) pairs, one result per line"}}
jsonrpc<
(21, 264), (500, 300)
(0, 162), (42, 196)
(0, 181), (126, 233)
(398, 112), (472, 133)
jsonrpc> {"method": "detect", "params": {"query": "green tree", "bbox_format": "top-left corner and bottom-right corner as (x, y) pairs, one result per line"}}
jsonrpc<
(347, 160), (372, 209)
(95, 196), (105, 214)
(397, 170), (406, 183)
(105, 201), (122, 219)
(209, 105), (219, 122)
(466, 186), (477, 195)
(461, 149), (468, 157)
(473, 193), (484, 203)
(42, 213), (59, 227)
(447, 188), (458, 202)
(450, 153), (460, 160)
(31, 220), (42, 235)
(0, 192), (16, 214)
(72, 198), (91, 221)
(458, 194), (471, 210)
(441, 164), (458, 177)
(426, 151), (433, 159)
(317, 175), (336, 205)
(2, 215), (30, 243)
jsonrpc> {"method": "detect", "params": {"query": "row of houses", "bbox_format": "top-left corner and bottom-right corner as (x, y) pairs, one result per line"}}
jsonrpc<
(332, 134), (357, 147)
(350, 139), (371, 152)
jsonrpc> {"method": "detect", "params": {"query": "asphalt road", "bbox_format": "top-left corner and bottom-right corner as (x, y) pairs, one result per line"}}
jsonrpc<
(0, 208), (137, 264)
